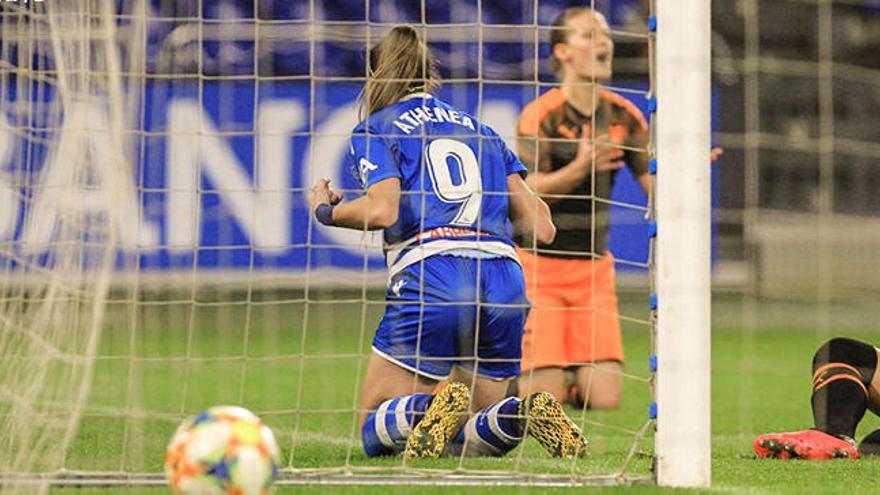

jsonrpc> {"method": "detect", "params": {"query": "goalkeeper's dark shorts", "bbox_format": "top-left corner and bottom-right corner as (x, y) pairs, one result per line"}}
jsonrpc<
(372, 253), (528, 381)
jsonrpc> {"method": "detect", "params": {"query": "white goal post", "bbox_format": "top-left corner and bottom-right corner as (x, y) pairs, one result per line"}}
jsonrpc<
(655, 0), (712, 487)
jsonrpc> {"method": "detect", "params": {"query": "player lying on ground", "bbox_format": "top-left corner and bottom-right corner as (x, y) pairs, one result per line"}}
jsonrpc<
(755, 337), (880, 460)
(308, 26), (587, 459)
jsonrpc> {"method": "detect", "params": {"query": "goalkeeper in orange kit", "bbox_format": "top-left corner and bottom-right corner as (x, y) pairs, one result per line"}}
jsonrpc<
(755, 337), (880, 460)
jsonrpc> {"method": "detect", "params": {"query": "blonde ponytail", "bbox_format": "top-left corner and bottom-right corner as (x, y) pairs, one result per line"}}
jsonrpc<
(361, 26), (439, 118)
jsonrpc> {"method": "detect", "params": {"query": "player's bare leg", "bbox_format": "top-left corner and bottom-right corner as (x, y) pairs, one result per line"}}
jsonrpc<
(516, 367), (567, 403)
(572, 361), (622, 410)
(359, 352), (437, 428)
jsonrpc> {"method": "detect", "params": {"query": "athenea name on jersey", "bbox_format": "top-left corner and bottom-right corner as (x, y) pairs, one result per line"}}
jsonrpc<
(392, 105), (476, 135)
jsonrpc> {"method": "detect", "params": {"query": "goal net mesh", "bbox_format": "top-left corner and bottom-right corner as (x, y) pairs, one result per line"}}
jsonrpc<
(0, 0), (665, 490)
(0, 0), (142, 489)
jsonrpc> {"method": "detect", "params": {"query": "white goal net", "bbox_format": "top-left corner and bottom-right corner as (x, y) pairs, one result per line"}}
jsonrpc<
(0, 0), (143, 489)
(0, 0), (689, 491)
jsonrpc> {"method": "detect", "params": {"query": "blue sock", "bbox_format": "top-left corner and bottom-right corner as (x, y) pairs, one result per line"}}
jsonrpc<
(361, 393), (433, 457)
(448, 397), (523, 457)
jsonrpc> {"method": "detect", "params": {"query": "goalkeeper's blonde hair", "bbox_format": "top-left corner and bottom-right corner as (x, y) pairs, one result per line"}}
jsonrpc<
(361, 26), (439, 118)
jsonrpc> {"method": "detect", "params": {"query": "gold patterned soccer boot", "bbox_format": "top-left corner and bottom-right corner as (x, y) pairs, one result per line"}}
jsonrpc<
(404, 382), (470, 458)
(520, 391), (588, 458)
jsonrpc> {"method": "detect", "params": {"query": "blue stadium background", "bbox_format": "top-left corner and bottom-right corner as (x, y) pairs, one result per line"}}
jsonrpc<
(0, 0), (718, 276)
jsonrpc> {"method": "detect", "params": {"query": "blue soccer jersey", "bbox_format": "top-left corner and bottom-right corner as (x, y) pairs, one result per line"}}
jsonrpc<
(347, 93), (527, 279)
(346, 93), (530, 381)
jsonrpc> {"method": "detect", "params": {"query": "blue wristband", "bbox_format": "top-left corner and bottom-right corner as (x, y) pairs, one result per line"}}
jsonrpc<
(315, 203), (336, 226)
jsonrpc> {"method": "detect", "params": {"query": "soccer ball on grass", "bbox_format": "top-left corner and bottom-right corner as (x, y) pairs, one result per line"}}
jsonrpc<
(165, 405), (279, 495)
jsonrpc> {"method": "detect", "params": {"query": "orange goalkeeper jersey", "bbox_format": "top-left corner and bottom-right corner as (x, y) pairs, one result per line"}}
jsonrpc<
(516, 88), (649, 258)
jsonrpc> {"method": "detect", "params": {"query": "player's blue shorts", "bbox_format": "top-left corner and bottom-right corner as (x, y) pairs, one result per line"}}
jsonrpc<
(372, 253), (528, 380)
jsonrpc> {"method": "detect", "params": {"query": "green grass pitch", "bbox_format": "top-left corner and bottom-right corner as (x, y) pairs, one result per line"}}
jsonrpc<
(50, 291), (880, 494)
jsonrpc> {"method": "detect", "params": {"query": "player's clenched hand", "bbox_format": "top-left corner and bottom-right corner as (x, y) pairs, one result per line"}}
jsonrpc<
(572, 127), (624, 174)
(308, 178), (343, 213)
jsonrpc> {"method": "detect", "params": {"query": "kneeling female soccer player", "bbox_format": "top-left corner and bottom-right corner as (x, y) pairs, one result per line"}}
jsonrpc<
(308, 26), (586, 459)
